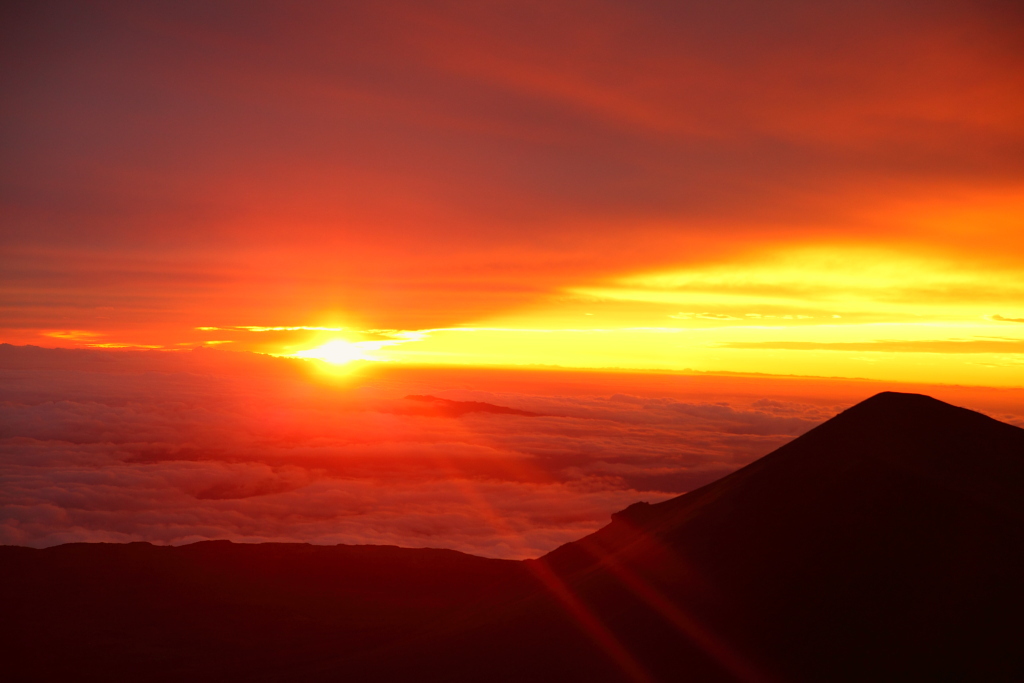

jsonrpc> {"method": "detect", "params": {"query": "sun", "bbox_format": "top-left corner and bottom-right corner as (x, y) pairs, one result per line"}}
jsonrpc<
(288, 337), (407, 365)
(290, 339), (377, 364)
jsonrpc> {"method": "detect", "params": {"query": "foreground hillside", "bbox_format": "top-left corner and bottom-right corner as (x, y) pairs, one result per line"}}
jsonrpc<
(4, 393), (1023, 682)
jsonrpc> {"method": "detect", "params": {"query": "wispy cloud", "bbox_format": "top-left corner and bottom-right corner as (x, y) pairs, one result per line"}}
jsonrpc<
(196, 326), (347, 332)
(719, 339), (1024, 354)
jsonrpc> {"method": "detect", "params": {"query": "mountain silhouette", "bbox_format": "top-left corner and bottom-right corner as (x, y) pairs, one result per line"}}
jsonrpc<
(3, 392), (1022, 682)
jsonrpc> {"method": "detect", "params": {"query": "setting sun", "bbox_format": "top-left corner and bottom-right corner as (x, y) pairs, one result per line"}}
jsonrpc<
(289, 338), (398, 364)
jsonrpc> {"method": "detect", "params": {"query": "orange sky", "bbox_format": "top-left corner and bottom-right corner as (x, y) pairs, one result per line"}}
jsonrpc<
(3, 0), (1024, 385)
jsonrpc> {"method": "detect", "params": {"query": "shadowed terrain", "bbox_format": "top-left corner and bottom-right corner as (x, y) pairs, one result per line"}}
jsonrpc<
(3, 392), (1023, 682)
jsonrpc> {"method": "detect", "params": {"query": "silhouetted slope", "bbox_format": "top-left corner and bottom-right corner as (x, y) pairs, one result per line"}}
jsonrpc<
(537, 392), (1024, 681)
(547, 391), (1024, 569)
(3, 393), (1022, 682)
(2, 542), (541, 682)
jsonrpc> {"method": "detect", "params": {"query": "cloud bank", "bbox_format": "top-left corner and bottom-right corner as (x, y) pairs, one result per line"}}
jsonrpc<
(0, 346), (855, 557)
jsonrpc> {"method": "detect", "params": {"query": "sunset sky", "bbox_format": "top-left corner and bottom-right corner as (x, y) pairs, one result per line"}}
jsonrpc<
(4, 0), (1024, 384)
(2, 1), (1024, 554)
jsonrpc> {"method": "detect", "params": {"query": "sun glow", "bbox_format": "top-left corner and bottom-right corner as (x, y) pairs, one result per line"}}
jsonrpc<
(289, 338), (398, 364)
(263, 246), (1024, 386)
(169, 247), (1024, 386)
(294, 339), (385, 366)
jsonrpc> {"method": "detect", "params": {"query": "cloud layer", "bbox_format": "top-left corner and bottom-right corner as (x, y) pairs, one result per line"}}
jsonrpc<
(5, 346), (1023, 558)
(0, 346), (851, 557)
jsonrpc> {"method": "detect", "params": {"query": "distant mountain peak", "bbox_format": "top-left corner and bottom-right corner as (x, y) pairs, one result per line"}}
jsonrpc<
(544, 391), (1024, 571)
(835, 390), (995, 420)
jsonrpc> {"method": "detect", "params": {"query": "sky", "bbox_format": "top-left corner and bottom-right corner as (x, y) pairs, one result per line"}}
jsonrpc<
(3, 0), (1024, 384)
(2, 1), (1024, 554)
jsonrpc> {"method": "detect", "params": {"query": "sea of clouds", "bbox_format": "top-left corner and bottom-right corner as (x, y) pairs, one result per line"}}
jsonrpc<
(8, 344), (1006, 558)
